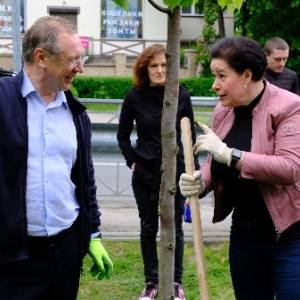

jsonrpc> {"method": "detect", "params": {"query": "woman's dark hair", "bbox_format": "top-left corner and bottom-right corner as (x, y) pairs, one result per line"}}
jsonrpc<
(210, 37), (267, 82)
(133, 44), (166, 89)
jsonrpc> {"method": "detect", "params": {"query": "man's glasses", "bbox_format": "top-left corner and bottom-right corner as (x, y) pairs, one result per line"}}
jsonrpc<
(45, 50), (89, 68)
(57, 55), (89, 68)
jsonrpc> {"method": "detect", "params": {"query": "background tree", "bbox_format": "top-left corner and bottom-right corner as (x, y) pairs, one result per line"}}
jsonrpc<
(195, 0), (220, 76)
(234, 0), (300, 76)
(112, 0), (243, 299)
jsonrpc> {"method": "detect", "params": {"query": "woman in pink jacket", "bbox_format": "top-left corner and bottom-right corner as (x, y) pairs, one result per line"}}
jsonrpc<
(179, 36), (300, 299)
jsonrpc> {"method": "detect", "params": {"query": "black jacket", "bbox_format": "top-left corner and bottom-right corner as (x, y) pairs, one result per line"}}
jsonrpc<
(265, 67), (300, 95)
(117, 85), (199, 193)
(0, 71), (100, 262)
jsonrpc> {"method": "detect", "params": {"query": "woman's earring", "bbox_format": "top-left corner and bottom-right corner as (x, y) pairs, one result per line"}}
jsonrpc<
(244, 83), (247, 88)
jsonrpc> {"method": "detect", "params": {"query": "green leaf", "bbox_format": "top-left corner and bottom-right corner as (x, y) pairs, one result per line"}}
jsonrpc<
(217, 0), (243, 11)
(180, 0), (197, 7)
(232, 0), (243, 10)
(217, 0), (228, 9)
(164, 0), (181, 10)
(110, 0), (129, 11)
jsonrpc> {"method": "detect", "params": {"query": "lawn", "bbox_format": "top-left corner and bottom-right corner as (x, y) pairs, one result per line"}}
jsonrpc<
(77, 241), (234, 300)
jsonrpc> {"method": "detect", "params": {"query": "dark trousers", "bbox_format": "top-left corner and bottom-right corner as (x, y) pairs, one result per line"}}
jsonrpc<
(0, 220), (82, 300)
(230, 219), (300, 300)
(132, 175), (185, 285)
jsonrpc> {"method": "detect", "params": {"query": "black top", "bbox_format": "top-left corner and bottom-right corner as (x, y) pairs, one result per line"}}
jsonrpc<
(265, 67), (300, 95)
(117, 85), (199, 193)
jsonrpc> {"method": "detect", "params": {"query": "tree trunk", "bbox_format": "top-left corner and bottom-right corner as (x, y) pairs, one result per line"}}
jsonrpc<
(159, 6), (181, 300)
(217, 7), (225, 37)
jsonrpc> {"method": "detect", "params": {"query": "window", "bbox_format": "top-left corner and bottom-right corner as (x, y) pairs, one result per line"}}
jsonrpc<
(48, 7), (79, 27)
(182, 1), (204, 16)
(101, 0), (142, 39)
(0, 0), (25, 36)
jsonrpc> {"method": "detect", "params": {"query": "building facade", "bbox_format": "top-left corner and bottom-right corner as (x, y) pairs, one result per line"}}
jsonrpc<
(0, 0), (234, 76)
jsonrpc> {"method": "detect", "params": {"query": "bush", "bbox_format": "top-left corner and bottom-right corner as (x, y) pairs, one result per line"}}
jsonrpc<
(72, 76), (215, 99)
(180, 77), (215, 97)
(73, 76), (134, 99)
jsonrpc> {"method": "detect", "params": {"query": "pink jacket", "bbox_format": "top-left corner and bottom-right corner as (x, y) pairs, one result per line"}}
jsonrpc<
(200, 82), (300, 233)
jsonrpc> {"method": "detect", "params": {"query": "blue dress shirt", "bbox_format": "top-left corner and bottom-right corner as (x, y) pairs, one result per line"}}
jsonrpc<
(21, 71), (79, 236)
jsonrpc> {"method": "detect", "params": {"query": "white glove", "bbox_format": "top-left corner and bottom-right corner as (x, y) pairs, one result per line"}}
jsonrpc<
(194, 122), (232, 166)
(179, 170), (206, 197)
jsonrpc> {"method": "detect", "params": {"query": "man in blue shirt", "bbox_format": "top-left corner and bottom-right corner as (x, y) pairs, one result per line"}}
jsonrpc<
(0, 16), (113, 299)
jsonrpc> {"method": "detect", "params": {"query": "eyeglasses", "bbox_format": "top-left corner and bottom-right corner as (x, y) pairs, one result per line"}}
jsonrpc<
(45, 50), (89, 68)
(57, 55), (89, 68)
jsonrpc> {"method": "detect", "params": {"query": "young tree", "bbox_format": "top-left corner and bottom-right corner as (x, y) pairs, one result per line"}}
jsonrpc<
(113, 1), (243, 299)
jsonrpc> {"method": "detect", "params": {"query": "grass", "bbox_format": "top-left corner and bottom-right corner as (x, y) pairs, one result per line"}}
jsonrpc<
(84, 103), (120, 112)
(84, 104), (214, 114)
(77, 241), (234, 300)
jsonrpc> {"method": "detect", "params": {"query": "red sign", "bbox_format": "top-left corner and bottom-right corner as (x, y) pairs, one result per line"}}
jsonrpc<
(80, 36), (89, 49)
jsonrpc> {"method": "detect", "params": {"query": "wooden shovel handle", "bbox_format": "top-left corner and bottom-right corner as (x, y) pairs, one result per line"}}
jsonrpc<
(181, 117), (210, 300)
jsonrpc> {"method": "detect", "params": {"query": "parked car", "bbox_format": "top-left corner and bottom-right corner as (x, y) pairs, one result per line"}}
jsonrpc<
(0, 68), (17, 77)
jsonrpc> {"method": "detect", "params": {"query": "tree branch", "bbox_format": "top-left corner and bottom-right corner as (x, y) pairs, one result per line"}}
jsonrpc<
(148, 0), (171, 14)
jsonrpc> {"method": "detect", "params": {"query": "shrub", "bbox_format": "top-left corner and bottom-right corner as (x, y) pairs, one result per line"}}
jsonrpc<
(72, 76), (215, 99)
(73, 76), (134, 99)
(180, 77), (215, 96)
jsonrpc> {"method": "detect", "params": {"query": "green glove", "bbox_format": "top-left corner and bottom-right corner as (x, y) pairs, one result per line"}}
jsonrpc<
(88, 238), (113, 280)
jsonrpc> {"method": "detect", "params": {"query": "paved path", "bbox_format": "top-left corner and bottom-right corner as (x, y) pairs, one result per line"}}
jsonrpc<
(88, 111), (119, 124)
(88, 111), (231, 243)
(100, 199), (231, 243)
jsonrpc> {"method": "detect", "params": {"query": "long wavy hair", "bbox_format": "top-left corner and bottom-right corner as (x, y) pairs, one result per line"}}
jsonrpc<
(133, 44), (166, 89)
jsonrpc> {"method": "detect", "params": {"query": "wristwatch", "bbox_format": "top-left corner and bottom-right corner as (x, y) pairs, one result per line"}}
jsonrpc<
(230, 148), (242, 168)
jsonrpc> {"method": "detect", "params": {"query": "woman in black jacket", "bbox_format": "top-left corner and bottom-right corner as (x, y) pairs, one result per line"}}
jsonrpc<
(117, 44), (199, 300)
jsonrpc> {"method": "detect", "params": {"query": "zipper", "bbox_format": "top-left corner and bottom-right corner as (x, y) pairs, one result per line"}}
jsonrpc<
(264, 200), (281, 241)
(275, 228), (281, 241)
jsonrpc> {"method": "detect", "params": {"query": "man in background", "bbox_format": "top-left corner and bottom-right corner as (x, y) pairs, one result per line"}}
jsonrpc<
(264, 37), (299, 95)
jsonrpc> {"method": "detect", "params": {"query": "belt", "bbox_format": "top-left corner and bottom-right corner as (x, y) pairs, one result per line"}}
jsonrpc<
(28, 225), (73, 248)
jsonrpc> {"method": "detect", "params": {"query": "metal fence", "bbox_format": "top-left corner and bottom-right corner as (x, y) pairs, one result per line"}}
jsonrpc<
(80, 96), (218, 107)
(80, 96), (217, 125)
(94, 161), (134, 201)
(86, 97), (217, 201)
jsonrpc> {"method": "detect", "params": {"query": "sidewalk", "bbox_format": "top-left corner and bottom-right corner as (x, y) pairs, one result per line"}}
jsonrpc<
(88, 111), (119, 124)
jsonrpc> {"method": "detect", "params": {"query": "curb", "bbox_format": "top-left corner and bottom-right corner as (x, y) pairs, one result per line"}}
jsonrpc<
(102, 231), (230, 243)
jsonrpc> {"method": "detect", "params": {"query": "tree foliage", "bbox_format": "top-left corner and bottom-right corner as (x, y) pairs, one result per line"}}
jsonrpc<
(235, 0), (300, 75)
(217, 0), (243, 11)
(195, 0), (220, 74)
(114, 0), (244, 11)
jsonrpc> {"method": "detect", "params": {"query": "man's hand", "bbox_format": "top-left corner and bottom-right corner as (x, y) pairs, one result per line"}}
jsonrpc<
(194, 122), (232, 166)
(179, 170), (206, 197)
(88, 238), (113, 280)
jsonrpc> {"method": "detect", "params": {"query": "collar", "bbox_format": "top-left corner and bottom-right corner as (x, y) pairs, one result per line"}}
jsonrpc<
(21, 69), (67, 108)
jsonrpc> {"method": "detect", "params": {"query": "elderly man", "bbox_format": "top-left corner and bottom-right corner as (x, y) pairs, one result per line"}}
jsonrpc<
(0, 16), (113, 300)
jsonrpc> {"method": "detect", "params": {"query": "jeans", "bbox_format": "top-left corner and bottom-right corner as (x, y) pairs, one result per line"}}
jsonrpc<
(132, 175), (185, 284)
(230, 219), (300, 300)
